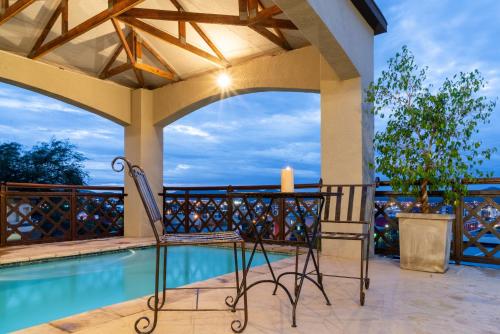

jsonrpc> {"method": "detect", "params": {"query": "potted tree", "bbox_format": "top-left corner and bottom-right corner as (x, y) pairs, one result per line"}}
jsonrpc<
(366, 47), (496, 273)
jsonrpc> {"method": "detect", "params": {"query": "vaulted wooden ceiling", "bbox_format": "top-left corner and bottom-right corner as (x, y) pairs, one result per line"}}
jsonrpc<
(0, 0), (307, 89)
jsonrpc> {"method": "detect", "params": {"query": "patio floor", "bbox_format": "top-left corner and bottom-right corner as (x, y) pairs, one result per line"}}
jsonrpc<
(10, 242), (499, 334)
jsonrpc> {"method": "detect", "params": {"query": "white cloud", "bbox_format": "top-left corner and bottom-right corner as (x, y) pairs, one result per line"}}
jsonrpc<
(168, 124), (217, 141)
(0, 96), (84, 114)
(176, 164), (190, 170)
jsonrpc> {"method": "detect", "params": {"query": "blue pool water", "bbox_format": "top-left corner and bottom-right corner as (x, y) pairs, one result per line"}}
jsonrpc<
(0, 246), (287, 333)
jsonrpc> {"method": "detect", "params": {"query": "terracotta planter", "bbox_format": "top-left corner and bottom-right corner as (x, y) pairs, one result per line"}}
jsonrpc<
(396, 213), (455, 273)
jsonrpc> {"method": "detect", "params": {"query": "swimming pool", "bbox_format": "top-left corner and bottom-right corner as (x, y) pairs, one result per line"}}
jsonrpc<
(0, 246), (287, 333)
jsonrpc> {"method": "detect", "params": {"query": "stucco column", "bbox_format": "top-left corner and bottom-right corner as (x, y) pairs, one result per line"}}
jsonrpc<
(124, 89), (164, 237)
(320, 56), (374, 259)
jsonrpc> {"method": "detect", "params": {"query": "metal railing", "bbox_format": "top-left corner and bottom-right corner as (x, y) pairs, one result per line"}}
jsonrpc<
(2, 178), (498, 265)
(162, 178), (500, 265)
(162, 184), (321, 243)
(0, 182), (125, 246)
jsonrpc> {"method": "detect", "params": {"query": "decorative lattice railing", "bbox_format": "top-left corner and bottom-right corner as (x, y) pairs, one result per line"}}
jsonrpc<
(162, 184), (321, 243)
(0, 182), (125, 246)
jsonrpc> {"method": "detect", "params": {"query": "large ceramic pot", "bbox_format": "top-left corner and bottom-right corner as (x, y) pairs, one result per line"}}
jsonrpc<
(396, 213), (455, 273)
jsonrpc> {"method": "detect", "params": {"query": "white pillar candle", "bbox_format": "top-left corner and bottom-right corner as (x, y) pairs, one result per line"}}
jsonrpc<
(281, 167), (294, 193)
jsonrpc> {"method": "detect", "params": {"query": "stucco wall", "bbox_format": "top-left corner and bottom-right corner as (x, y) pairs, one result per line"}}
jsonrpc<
(0, 51), (132, 125)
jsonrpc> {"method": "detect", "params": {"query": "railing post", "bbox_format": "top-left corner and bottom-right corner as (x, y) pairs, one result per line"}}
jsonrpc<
(0, 183), (6, 247)
(279, 198), (285, 241)
(454, 196), (464, 265)
(70, 188), (77, 241)
(227, 186), (233, 232)
(184, 190), (190, 232)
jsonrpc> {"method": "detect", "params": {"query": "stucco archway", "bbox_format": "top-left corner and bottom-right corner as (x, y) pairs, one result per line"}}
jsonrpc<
(0, 51), (132, 126)
(153, 46), (321, 127)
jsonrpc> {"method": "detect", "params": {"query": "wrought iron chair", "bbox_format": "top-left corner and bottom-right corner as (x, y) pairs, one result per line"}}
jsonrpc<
(316, 182), (375, 306)
(112, 157), (248, 334)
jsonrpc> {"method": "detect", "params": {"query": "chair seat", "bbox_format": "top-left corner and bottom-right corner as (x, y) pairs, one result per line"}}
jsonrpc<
(160, 231), (243, 245)
(320, 231), (369, 240)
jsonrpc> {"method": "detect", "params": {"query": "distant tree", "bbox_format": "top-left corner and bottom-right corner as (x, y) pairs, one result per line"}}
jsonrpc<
(366, 46), (497, 213)
(0, 142), (25, 182)
(0, 138), (88, 185)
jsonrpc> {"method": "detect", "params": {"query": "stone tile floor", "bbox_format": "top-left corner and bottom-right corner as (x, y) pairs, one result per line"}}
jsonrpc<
(7, 238), (499, 334)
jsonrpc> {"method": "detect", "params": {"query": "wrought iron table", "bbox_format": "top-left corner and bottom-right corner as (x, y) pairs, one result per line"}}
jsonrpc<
(226, 191), (342, 327)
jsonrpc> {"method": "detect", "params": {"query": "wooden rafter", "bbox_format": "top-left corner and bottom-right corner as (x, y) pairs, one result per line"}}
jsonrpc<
(169, 0), (227, 62)
(249, 1), (291, 51)
(103, 62), (133, 79)
(99, 43), (124, 79)
(111, 18), (134, 63)
(256, 1), (291, 50)
(250, 25), (291, 50)
(0, 0), (36, 26)
(28, 1), (63, 58)
(140, 38), (179, 79)
(30, 0), (145, 59)
(100, 27), (177, 84)
(119, 9), (297, 30)
(111, 19), (144, 87)
(118, 16), (226, 67)
(134, 62), (174, 80)
(249, 5), (282, 25)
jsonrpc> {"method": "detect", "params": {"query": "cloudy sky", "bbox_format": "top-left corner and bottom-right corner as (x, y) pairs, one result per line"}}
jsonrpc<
(0, 0), (499, 186)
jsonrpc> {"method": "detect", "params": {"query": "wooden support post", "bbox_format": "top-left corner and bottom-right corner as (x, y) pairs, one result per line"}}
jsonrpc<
(238, 0), (248, 20)
(0, 0), (9, 15)
(178, 20), (186, 44)
(61, 0), (68, 33)
(248, 0), (258, 19)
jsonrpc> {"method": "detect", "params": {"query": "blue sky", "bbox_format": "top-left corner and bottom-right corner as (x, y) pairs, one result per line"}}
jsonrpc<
(0, 0), (499, 186)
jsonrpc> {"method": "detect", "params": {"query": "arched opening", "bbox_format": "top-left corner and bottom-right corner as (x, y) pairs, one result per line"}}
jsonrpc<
(163, 91), (321, 186)
(0, 81), (124, 185)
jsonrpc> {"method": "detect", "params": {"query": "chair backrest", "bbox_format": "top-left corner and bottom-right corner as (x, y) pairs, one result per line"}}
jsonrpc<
(320, 183), (376, 225)
(112, 157), (163, 241)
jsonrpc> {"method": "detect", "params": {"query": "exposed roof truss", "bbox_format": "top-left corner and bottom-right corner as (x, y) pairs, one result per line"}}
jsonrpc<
(3, 0), (299, 88)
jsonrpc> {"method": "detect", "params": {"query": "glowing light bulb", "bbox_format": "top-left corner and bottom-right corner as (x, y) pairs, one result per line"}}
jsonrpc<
(217, 73), (231, 88)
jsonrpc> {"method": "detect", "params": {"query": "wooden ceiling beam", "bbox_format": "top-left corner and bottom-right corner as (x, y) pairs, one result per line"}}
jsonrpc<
(119, 9), (297, 30)
(28, 2), (63, 58)
(30, 0), (145, 59)
(250, 25), (291, 50)
(169, 0), (227, 63)
(99, 43), (124, 79)
(111, 18), (135, 64)
(0, 0), (36, 26)
(140, 38), (179, 79)
(102, 62), (133, 79)
(249, 5), (282, 25)
(134, 62), (175, 80)
(255, 1), (291, 50)
(118, 16), (226, 67)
